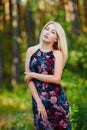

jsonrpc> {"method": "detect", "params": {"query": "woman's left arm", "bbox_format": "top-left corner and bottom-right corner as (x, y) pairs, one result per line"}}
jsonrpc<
(25, 50), (64, 84)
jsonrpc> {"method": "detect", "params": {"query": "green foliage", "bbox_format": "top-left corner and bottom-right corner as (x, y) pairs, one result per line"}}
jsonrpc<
(67, 33), (87, 73)
(0, 87), (34, 130)
(1, 110), (34, 130)
(2, 29), (13, 88)
(62, 67), (87, 130)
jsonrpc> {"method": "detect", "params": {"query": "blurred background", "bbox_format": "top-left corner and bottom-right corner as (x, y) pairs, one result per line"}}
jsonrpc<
(0, 0), (87, 129)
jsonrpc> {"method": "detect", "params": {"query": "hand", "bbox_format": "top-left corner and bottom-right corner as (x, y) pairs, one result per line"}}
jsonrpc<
(24, 72), (32, 84)
(37, 102), (48, 121)
(24, 74), (30, 84)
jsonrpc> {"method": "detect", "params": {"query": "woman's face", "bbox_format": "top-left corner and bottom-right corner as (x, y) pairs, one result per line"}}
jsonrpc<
(42, 23), (58, 44)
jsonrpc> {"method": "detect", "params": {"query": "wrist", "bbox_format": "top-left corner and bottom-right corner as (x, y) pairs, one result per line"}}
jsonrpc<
(36, 98), (42, 105)
(30, 72), (35, 79)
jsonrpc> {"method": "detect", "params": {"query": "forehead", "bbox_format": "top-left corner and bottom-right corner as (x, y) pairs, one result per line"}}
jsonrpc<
(45, 23), (56, 30)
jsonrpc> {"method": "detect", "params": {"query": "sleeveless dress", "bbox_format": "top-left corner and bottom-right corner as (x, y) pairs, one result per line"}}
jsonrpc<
(29, 49), (71, 130)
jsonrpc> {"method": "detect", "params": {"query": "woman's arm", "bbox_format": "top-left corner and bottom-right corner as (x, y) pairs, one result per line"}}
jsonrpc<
(25, 47), (41, 103)
(25, 47), (47, 120)
(25, 50), (64, 84)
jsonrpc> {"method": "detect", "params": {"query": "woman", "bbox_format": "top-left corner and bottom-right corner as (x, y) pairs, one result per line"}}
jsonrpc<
(24, 21), (71, 130)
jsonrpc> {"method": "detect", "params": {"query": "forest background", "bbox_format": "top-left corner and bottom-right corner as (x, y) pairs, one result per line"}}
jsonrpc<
(0, 0), (87, 130)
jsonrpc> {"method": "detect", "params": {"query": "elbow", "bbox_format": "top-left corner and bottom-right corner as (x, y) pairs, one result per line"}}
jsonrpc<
(54, 78), (60, 85)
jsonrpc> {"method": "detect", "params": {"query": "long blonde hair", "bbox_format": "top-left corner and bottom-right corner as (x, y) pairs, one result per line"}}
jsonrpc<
(39, 21), (68, 66)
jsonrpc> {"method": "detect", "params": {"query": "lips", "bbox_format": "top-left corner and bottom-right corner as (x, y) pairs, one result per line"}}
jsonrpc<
(43, 34), (49, 39)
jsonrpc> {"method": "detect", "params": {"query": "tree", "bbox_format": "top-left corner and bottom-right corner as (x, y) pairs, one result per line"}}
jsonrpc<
(82, 0), (87, 32)
(64, 0), (72, 22)
(0, 32), (3, 86)
(70, 0), (80, 34)
(0, 1), (4, 86)
(11, 0), (20, 88)
(25, 0), (35, 46)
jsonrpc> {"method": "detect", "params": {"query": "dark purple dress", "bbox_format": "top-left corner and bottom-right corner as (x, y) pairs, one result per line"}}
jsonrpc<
(29, 49), (71, 130)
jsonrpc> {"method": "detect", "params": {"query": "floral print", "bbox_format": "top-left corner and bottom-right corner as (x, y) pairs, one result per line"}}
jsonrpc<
(29, 49), (71, 130)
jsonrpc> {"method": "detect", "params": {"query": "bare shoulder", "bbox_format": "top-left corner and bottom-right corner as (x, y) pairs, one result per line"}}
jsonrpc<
(26, 44), (40, 57)
(53, 50), (63, 58)
(53, 50), (64, 67)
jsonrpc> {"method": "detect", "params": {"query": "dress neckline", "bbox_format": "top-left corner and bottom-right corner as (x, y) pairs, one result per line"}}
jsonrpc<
(38, 48), (53, 54)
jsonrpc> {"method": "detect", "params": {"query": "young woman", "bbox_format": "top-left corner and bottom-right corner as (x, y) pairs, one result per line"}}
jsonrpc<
(24, 21), (71, 130)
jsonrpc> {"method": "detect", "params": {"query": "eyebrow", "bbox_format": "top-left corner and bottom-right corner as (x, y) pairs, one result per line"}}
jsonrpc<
(45, 26), (56, 32)
(51, 29), (56, 32)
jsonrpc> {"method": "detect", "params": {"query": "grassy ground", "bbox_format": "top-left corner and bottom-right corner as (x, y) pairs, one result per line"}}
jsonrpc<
(0, 70), (87, 130)
(0, 88), (34, 130)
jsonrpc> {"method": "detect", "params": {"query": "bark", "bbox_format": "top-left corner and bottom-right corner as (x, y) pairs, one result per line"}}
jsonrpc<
(4, 0), (10, 23)
(0, 1), (3, 86)
(64, 0), (71, 22)
(70, 0), (80, 35)
(11, 0), (20, 87)
(0, 31), (3, 86)
(82, 0), (87, 32)
(25, 1), (35, 46)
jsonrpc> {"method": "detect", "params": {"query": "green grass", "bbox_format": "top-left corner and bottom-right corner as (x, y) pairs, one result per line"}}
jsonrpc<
(0, 87), (34, 130)
(0, 70), (87, 130)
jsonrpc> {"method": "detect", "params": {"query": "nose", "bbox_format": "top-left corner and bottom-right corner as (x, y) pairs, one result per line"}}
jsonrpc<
(45, 32), (49, 35)
(45, 29), (50, 35)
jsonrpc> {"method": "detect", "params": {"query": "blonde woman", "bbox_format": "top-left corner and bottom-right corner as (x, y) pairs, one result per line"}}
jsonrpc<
(24, 21), (71, 130)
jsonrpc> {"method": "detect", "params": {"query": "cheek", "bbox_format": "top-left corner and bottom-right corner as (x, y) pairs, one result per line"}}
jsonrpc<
(51, 35), (57, 41)
(43, 30), (46, 34)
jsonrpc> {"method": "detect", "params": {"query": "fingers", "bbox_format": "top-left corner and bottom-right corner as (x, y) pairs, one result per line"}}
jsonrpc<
(24, 72), (32, 81)
(26, 79), (29, 84)
(38, 110), (47, 120)
(38, 109), (40, 118)
(24, 75), (30, 84)
(41, 111), (47, 121)
(37, 104), (48, 120)
(24, 74), (29, 81)
(24, 76), (27, 82)
(24, 72), (28, 75)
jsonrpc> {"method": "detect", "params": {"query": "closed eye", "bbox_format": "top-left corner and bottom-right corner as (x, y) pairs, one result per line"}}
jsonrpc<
(45, 27), (49, 31)
(51, 31), (56, 34)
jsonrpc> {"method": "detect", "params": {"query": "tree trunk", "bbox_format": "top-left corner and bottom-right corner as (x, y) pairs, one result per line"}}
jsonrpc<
(70, 0), (80, 35)
(25, 0), (35, 46)
(4, 0), (10, 23)
(82, 0), (87, 32)
(0, 32), (3, 86)
(64, 0), (71, 22)
(0, 2), (4, 86)
(11, 0), (20, 88)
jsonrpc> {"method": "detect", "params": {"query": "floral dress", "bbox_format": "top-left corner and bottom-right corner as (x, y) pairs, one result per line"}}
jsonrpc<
(29, 49), (71, 130)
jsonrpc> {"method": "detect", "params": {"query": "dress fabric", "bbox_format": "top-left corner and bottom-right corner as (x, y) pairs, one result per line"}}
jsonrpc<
(29, 49), (71, 130)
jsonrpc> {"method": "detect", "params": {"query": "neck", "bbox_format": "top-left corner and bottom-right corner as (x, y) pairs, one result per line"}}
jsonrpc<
(41, 42), (53, 51)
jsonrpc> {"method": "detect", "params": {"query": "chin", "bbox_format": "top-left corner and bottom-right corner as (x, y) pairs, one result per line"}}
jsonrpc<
(43, 40), (50, 44)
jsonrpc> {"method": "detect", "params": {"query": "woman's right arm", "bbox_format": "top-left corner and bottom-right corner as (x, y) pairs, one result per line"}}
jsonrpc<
(24, 47), (47, 120)
(25, 47), (42, 104)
